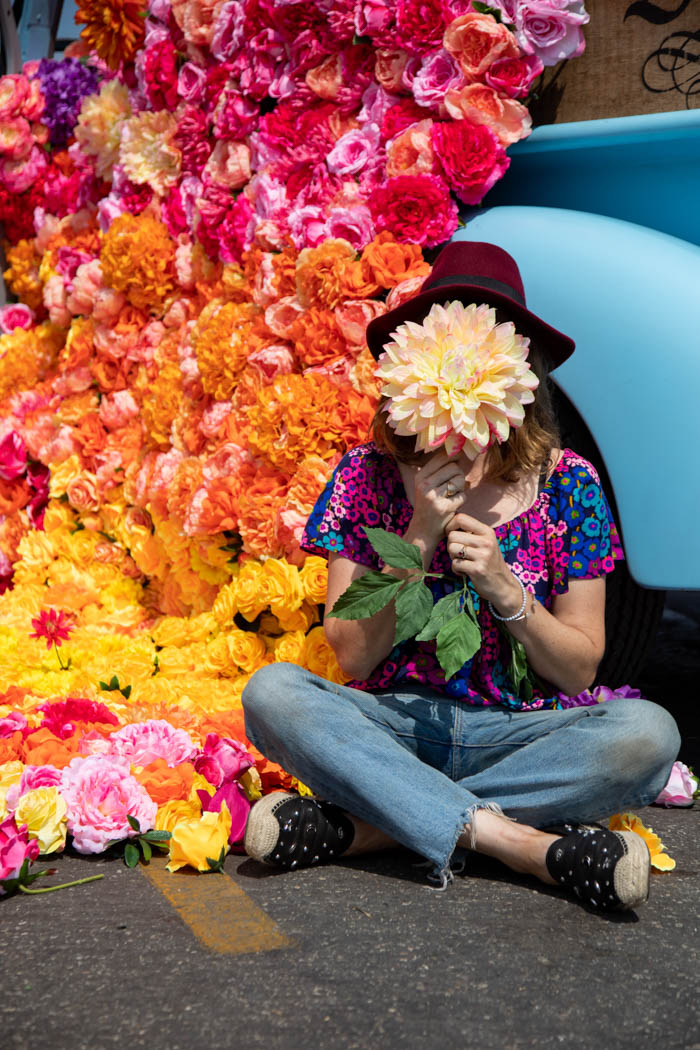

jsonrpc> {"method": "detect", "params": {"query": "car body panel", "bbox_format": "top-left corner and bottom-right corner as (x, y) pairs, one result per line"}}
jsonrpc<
(452, 205), (700, 590)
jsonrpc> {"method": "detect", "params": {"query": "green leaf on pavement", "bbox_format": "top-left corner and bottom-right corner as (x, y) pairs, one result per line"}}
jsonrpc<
(415, 591), (462, 642)
(362, 527), (423, 570)
(326, 572), (402, 620)
(436, 612), (482, 680)
(124, 843), (140, 868)
(393, 580), (434, 646)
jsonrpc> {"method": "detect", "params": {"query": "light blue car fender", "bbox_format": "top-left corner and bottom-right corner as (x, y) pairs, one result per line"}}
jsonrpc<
(451, 205), (700, 591)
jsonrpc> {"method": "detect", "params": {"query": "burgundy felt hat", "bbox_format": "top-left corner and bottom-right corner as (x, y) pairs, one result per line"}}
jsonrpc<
(366, 241), (575, 369)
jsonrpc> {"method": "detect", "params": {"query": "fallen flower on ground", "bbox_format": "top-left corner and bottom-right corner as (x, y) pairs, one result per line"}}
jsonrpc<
(609, 812), (676, 871)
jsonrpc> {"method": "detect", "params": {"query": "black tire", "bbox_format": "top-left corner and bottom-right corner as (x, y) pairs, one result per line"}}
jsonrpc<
(551, 385), (665, 687)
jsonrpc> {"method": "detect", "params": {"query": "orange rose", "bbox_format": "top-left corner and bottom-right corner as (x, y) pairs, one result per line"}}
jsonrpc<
(443, 12), (518, 80)
(74, 412), (108, 459)
(22, 728), (83, 769)
(374, 49), (410, 92)
(134, 758), (195, 806)
(306, 54), (343, 100)
(361, 232), (431, 289)
(444, 83), (531, 147)
(0, 477), (31, 514)
(386, 120), (437, 177)
(66, 471), (100, 512)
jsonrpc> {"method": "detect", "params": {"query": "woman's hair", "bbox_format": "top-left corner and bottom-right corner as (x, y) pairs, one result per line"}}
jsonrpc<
(370, 345), (561, 483)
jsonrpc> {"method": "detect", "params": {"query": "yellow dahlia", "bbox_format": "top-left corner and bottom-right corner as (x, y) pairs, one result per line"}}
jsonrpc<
(100, 213), (177, 314)
(75, 0), (146, 69)
(376, 301), (539, 457)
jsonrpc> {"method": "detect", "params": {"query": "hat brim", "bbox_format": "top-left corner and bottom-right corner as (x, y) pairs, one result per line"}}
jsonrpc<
(366, 281), (575, 369)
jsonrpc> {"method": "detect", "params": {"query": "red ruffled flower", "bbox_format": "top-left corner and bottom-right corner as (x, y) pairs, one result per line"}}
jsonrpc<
(431, 119), (509, 205)
(29, 608), (76, 650)
(369, 173), (459, 248)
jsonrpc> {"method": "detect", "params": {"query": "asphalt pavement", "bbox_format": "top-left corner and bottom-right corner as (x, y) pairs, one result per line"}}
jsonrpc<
(3, 600), (699, 1050)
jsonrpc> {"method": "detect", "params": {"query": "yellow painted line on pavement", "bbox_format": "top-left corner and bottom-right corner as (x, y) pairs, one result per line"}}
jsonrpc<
(140, 856), (292, 955)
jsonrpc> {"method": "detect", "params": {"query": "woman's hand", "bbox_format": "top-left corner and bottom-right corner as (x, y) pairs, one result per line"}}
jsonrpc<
(404, 451), (467, 552)
(445, 512), (524, 617)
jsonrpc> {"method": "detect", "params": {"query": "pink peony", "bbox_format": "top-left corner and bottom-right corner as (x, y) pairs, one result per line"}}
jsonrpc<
(105, 720), (197, 768)
(395, 0), (448, 57)
(5, 764), (62, 810)
(0, 431), (27, 481)
(655, 761), (699, 808)
(369, 173), (459, 247)
(60, 756), (157, 854)
(203, 141), (251, 190)
(98, 390), (140, 430)
(443, 11), (519, 80)
(485, 53), (544, 99)
(210, 0), (246, 61)
(0, 815), (40, 892)
(194, 733), (255, 788)
(431, 119), (509, 205)
(247, 342), (297, 380)
(355, 0), (396, 42)
(0, 303), (34, 333)
(177, 61), (208, 104)
(327, 126), (381, 178)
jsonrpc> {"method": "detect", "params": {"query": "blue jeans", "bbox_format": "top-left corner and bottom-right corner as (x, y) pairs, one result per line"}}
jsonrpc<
(242, 663), (680, 878)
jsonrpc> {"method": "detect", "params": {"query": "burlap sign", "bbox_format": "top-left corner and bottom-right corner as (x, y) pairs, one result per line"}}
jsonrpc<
(531, 0), (700, 124)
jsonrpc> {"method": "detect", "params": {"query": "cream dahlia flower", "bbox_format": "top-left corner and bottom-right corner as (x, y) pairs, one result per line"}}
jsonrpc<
(376, 301), (539, 456)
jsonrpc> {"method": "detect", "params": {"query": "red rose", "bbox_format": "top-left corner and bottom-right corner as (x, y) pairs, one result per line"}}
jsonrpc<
(431, 119), (509, 206)
(369, 173), (458, 248)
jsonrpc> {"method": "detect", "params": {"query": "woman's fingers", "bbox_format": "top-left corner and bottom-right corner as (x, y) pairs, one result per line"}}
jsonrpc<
(445, 512), (490, 535)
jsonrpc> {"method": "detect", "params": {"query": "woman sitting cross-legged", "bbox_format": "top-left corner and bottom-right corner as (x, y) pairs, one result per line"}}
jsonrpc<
(242, 241), (679, 911)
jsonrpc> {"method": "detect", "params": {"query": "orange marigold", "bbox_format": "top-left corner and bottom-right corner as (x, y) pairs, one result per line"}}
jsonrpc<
(247, 372), (373, 475)
(236, 462), (291, 558)
(0, 322), (65, 402)
(361, 231), (431, 289)
(75, 0), (146, 69)
(140, 359), (184, 449)
(4, 239), (45, 313)
(100, 213), (176, 314)
(60, 317), (95, 370)
(289, 307), (347, 368)
(296, 239), (358, 309)
(192, 299), (261, 401)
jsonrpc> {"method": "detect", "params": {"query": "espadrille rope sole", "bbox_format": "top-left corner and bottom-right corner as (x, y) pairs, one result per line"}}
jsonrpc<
(546, 825), (651, 911)
(244, 792), (354, 870)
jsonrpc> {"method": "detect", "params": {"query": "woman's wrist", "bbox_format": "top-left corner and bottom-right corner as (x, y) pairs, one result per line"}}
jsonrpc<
(487, 572), (529, 621)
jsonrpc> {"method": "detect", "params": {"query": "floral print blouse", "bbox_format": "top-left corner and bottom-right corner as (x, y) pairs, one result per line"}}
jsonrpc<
(301, 442), (623, 711)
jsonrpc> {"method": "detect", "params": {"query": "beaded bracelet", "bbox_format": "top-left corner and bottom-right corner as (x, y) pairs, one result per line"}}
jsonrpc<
(488, 576), (529, 623)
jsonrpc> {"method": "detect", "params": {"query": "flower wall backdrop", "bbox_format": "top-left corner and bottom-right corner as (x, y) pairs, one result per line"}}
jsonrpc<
(0, 0), (592, 883)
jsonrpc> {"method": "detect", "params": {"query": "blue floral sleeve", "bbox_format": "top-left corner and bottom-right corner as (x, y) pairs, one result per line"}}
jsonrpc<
(300, 444), (389, 568)
(547, 451), (624, 592)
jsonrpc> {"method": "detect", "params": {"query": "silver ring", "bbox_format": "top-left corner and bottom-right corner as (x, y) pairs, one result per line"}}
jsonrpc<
(458, 546), (467, 560)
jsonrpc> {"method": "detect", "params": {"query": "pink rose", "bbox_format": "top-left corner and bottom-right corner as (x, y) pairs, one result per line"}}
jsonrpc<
(369, 172), (458, 247)
(66, 472), (100, 513)
(6, 764), (62, 810)
(443, 12), (518, 80)
(60, 756), (157, 854)
(0, 116), (33, 160)
(0, 74), (29, 119)
(0, 430), (27, 481)
(327, 126), (381, 177)
(194, 733), (255, 788)
(66, 260), (103, 316)
(412, 49), (466, 110)
(198, 780), (250, 847)
(248, 342), (297, 380)
(512, 1), (589, 67)
(655, 761), (699, 808)
(444, 83), (531, 146)
(177, 61), (207, 104)
(0, 815), (40, 892)
(431, 119), (509, 204)
(22, 78), (44, 122)
(485, 53), (544, 98)
(287, 204), (328, 249)
(211, 0), (246, 61)
(335, 299), (387, 348)
(203, 141), (251, 190)
(99, 390), (140, 430)
(106, 720), (197, 767)
(0, 303), (34, 334)
(0, 710), (27, 737)
(386, 273), (431, 310)
(326, 205), (375, 249)
(355, 0), (395, 40)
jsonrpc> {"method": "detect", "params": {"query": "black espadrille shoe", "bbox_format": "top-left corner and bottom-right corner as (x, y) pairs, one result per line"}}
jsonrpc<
(244, 792), (355, 870)
(546, 825), (651, 911)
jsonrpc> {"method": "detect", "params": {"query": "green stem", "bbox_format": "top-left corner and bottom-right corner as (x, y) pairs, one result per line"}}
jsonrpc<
(54, 646), (67, 671)
(19, 873), (104, 894)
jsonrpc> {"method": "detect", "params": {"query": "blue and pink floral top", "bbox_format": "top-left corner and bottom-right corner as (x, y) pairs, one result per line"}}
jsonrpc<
(301, 442), (623, 711)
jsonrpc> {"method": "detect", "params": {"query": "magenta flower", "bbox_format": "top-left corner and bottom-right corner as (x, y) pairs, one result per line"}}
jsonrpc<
(0, 815), (40, 895)
(0, 431), (27, 481)
(29, 608), (76, 651)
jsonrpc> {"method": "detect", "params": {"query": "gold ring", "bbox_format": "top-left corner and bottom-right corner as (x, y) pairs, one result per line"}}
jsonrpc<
(445, 482), (456, 497)
(459, 547), (467, 560)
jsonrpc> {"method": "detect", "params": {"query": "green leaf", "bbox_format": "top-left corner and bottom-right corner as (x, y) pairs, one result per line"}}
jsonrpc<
(98, 680), (110, 691)
(326, 572), (402, 620)
(205, 845), (227, 873)
(362, 527), (423, 571)
(124, 843), (140, 868)
(472, 1), (503, 20)
(435, 612), (482, 681)
(127, 814), (141, 833)
(415, 591), (462, 642)
(140, 838), (152, 864)
(120, 684), (132, 699)
(110, 674), (119, 689)
(393, 580), (434, 646)
(143, 829), (171, 843)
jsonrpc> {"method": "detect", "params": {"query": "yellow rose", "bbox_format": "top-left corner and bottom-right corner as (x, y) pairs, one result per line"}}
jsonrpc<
(167, 804), (232, 873)
(276, 601), (320, 634)
(0, 761), (24, 792)
(155, 798), (202, 834)
(14, 787), (68, 853)
(304, 626), (352, 684)
(151, 616), (192, 648)
(187, 613), (218, 643)
(226, 629), (269, 675)
(211, 582), (238, 627)
(273, 630), (307, 666)
(189, 773), (216, 801)
(47, 454), (83, 500)
(234, 561), (266, 622)
(299, 555), (328, 604)
(260, 558), (304, 619)
(239, 767), (262, 802)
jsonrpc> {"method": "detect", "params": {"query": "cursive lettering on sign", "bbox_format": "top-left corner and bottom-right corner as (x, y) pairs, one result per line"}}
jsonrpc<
(625, 0), (695, 24)
(641, 29), (700, 105)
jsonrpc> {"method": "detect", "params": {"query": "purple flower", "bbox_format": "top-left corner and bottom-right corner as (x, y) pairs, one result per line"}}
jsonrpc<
(557, 683), (644, 709)
(35, 59), (99, 148)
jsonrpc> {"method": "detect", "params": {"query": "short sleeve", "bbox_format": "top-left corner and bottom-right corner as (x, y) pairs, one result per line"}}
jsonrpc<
(547, 451), (624, 593)
(300, 444), (393, 568)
